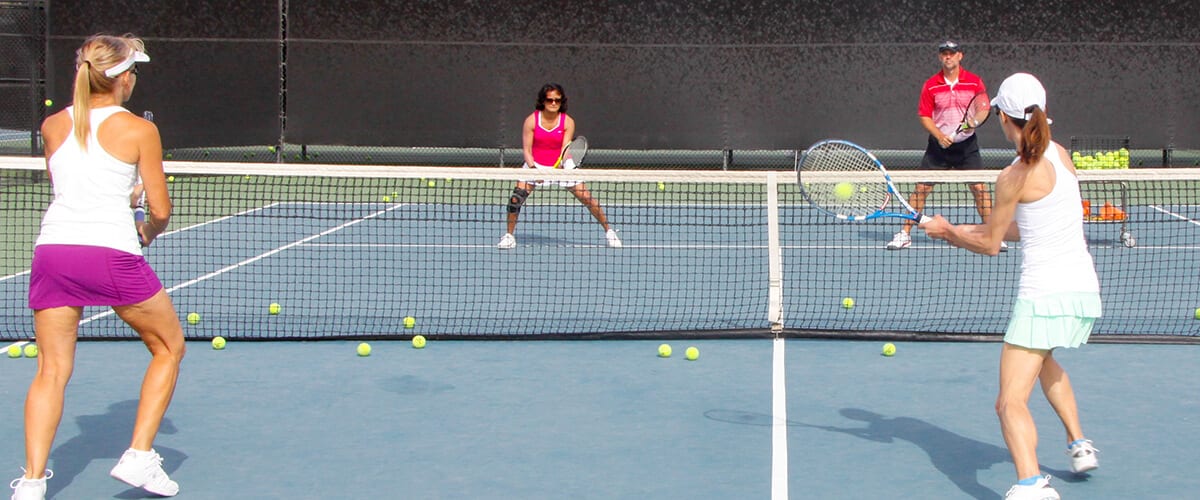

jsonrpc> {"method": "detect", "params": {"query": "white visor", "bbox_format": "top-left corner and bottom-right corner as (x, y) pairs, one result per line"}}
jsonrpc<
(104, 50), (150, 78)
(990, 72), (1051, 124)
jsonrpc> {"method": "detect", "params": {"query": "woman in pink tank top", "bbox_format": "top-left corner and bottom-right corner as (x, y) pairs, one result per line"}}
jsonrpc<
(496, 83), (622, 249)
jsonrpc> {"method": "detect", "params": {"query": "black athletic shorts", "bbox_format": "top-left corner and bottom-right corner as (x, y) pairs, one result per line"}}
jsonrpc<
(920, 133), (983, 170)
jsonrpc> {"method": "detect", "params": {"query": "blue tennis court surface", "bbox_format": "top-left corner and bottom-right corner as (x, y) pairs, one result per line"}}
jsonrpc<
(2, 197), (1198, 339)
(3, 339), (1198, 498)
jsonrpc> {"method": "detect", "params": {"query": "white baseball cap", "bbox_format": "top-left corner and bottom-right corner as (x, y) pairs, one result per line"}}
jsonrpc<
(104, 50), (150, 78)
(991, 72), (1050, 123)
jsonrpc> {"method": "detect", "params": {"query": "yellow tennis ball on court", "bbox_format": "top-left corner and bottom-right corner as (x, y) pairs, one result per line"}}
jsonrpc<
(403, 316), (416, 329)
(657, 181), (666, 191)
(356, 342), (372, 357)
(412, 335), (426, 349)
(186, 312), (200, 324)
(269, 303), (281, 315)
(881, 343), (896, 357)
(1194, 307), (1200, 320)
(657, 343), (672, 358)
(382, 195), (391, 202)
(834, 182), (856, 200)
(44, 99), (53, 107)
(427, 180), (436, 187)
(685, 346), (700, 360)
(842, 297), (855, 309)
(7, 345), (22, 358)
(167, 175), (175, 182)
(211, 336), (226, 350)
(23, 344), (38, 358)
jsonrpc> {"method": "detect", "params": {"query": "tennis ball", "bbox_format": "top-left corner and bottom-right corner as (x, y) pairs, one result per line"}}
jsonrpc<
(1194, 307), (1200, 320)
(186, 312), (200, 325)
(657, 343), (672, 358)
(412, 335), (426, 349)
(881, 343), (896, 357)
(7, 345), (22, 358)
(834, 182), (855, 200)
(211, 336), (226, 350)
(167, 175), (175, 182)
(842, 297), (855, 309)
(269, 303), (281, 315)
(356, 342), (372, 357)
(403, 316), (416, 329)
(427, 180), (436, 187)
(657, 181), (666, 191)
(382, 195), (391, 202)
(43, 99), (53, 107)
(268, 145), (277, 153)
(23, 344), (38, 358)
(685, 346), (700, 360)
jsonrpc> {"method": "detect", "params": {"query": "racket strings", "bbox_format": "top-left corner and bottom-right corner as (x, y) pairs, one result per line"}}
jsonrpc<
(798, 143), (891, 217)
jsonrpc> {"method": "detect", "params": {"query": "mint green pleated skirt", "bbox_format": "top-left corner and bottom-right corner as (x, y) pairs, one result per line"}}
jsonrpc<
(1004, 292), (1103, 350)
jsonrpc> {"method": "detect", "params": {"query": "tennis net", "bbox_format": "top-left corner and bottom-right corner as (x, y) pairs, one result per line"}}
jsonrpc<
(2, 156), (1198, 341)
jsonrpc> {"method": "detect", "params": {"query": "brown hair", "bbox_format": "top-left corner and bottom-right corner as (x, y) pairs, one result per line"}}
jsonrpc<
(71, 34), (145, 149)
(1010, 105), (1050, 164)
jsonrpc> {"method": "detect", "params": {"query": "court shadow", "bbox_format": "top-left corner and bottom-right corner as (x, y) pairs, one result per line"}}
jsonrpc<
(46, 399), (185, 499)
(379, 375), (456, 395)
(705, 408), (1009, 500)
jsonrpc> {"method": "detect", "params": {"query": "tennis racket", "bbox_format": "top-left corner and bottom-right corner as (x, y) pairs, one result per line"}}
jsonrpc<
(956, 91), (992, 134)
(133, 111), (153, 245)
(553, 135), (587, 169)
(796, 139), (930, 223)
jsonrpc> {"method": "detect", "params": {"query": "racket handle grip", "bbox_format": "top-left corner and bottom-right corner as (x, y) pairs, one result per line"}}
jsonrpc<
(134, 207), (146, 223)
(917, 214), (932, 224)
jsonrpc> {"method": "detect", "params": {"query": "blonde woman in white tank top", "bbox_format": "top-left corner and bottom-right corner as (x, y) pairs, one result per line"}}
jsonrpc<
(11, 34), (184, 500)
(918, 73), (1100, 500)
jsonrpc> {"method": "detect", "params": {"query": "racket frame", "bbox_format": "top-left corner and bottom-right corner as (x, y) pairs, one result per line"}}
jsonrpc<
(796, 139), (929, 223)
(555, 135), (588, 169)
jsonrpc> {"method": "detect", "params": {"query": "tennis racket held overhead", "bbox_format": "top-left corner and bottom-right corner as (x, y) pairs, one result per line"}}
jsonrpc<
(554, 135), (588, 169)
(796, 139), (930, 224)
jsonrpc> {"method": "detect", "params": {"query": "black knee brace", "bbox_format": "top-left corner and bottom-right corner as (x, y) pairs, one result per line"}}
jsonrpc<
(507, 187), (530, 214)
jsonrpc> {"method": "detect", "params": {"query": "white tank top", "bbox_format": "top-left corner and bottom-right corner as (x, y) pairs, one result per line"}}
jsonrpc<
(36, 106), (143, 255)
(1013, 144), (1100, 298)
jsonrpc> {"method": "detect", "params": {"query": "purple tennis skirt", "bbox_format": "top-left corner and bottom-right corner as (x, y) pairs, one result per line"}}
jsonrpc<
(28, 244), (163, 310)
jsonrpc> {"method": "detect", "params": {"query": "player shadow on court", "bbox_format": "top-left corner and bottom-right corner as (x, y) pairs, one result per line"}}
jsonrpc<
(515, 233), (606, 248)
(46, 399), (185, 499)
(705, 407), (1012, 499)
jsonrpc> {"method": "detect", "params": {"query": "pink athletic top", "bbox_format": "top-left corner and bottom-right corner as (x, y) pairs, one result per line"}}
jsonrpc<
(530, 112), (566, 166)
(918, 69), (986, 142)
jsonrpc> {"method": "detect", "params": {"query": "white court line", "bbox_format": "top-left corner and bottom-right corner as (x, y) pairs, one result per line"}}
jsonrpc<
(1151, 205), (1200, 226)
(75, 203), (405, 326)
(771, 337), (788, 500)
(4, 341), (30, 351)
(0, 203), (284, 284)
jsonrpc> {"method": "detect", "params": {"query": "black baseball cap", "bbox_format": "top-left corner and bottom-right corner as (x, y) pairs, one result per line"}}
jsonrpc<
(938, 40), (961, 53)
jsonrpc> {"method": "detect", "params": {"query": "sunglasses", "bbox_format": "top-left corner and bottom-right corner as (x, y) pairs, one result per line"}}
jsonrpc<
(543, 97), (562, 104)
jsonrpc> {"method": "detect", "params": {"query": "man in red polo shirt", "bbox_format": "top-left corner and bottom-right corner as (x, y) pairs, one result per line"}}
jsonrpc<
(886, 41), (1005, 251)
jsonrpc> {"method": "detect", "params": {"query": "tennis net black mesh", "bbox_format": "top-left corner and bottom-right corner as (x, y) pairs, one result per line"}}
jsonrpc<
(2, 157), (1198, 341)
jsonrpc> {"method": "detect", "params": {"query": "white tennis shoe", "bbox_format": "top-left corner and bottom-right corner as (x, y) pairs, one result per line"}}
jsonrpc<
(1068, 439), (1099, 474)
(885, 230), (911, 250)
(109, 448), (178, 497)
(496, 233), (516, 250)
(1003, 475), (1060, 500)
(9, 469), (51, 500)
(606, 229), (622, 248)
